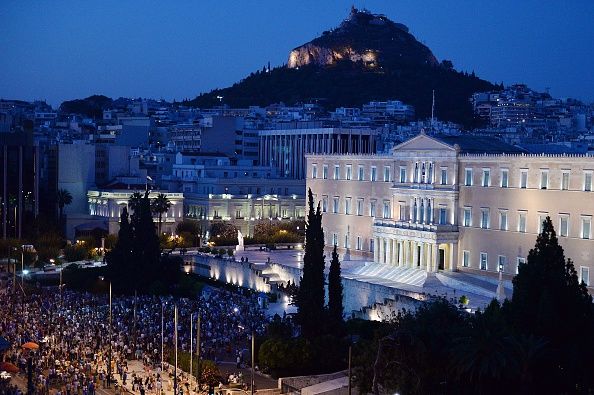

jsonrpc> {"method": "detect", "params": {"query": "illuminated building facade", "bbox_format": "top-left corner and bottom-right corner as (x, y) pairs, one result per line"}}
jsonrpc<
(307, 133), (594, 289)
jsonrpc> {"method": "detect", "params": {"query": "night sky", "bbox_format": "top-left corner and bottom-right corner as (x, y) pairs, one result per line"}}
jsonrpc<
(1, 0), (593, 107)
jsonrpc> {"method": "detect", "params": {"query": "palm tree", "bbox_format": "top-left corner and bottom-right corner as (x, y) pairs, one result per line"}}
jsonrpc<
(56, 189), (73, 221)
(151, 193), (171, 235)
(128, 192), (144, 215)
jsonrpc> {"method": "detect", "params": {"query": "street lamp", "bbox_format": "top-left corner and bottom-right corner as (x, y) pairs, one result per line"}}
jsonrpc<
(99, 276), (112, 387)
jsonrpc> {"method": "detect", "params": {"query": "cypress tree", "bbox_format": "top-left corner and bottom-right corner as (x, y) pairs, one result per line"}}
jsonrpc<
(107, 207), (133, 284)
(130, 191), (161, 291)
(296, 188), (326, 338)
(327, 245), (344, 334)
(510, 216), (594, 391)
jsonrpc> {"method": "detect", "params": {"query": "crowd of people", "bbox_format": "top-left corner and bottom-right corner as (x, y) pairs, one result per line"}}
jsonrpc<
(0, 283), (270, 395)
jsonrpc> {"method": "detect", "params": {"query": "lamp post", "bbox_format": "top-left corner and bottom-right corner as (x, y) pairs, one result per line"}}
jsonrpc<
(174, 304), (178, 395)
(190, 313), (193, 394)
(196, 314), (201, 394)
(251, 330), (255, 395)
(161, 302), (164, 372)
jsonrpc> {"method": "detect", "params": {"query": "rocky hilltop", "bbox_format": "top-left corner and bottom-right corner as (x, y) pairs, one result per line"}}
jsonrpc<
(288, 7), (438, 69)
(188, 8), (497, 126)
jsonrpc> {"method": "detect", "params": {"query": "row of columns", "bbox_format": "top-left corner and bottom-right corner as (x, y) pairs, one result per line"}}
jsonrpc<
(373, 236), (457, 272)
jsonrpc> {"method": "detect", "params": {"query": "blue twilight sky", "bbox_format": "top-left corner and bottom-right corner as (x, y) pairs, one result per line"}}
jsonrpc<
(1, 0), (593, 107)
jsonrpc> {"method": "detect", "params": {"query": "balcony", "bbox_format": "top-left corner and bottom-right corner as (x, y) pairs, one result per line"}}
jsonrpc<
(374, 218), (458, 233)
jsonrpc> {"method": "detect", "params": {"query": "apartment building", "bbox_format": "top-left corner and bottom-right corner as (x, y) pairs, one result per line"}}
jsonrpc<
(307, 133), (594, 287)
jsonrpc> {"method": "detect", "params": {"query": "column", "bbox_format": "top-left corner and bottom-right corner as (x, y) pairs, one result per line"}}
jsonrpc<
(431, 244), (438, 272)
(411, 241), (417, 269)
(374, 237), (380, 263)
(449, 243), (458, 272)
(419, 243), (426, 271)
(398, 241), (403, 266)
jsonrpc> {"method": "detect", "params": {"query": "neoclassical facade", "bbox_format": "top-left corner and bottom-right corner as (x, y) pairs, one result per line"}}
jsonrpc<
(307, 133), (594, 288)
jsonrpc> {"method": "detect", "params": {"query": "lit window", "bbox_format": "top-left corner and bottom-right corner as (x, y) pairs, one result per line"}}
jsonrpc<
(356, 199), (363, 216)
(481, 208), (490, 229)
(518, 212), (527, 233)
(399, 203), (406, 221)
(358, 166), (364, 181)
(501, 169), (509, 188)
(399, 167), (407, 183)
(499, 211), (508, 231)
(584, 172), (592, 192)
(559, 215), (569, 237)
(540, 170), (549, 190)
(580, 267), (590, 286)
(582, 217), (591, 239)
(498, 255), (506, 272)
(383, 166), (391, 182)
(322, 165), (328, 179)
(463, 207), (472, 227)
(482, 169), (491, 187)
(311, 164), (317, 179)
(462, 250), (470, 267)
(371, 167), (377, 182)
(465, 168), (473, 186)
(345, 165), (352, 180)
(561, 171), (570, 190)
(480, 252), (488, 270)
(332, 197), (339, 214)
(440, 168), (448, 185)
(370, 201), (376, 217)
(345, 198), (351, 215)
(334, 165), (340, 180)
(356, 236), (362, 251)
(383, 201), (391, 219)
(520, 170), (528, 189)
(332, 233), (338, 247)
(439, 208), (447, 225)
(322, 196), (328, 213)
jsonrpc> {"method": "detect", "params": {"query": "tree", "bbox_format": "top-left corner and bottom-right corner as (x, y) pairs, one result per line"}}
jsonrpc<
(296, 188), (326, 338)
(56, 189), (72, 221)
(107, 207), (133, 281)
(130, 191), (161, 291)
(327, 245), (344, 334)
(128, 192), (143, 215)
(151, 193), (171, 235)
(510, 216), (594, 392)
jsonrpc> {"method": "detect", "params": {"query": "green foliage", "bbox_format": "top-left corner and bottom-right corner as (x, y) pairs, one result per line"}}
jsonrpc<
(327, 245), (344, 335)
(151, 193), (172, 234)
(296, 189), (326, 338)
(165, 352), (220, 387)
(59, 95), (113, 119)
(208, 222), (238, 246)
(247, 220), (305, 244)
(459, 295), (469, 306)
(63, 244), (88, 262)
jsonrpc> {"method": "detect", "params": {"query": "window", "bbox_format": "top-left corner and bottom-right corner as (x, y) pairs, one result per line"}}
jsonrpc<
(345, 198), (351, 215)
(465, 168), (473, 186)
(322, 196), (328, 213)
(520, 170), (528, 189)
(322, 165), (328, 179)
(383, 166), (391, 182)
(440, 168), (448, 185)
(462, 250), (470, 267)
(332, 233), (338, 247)
(518, 212), (527, 233)
(501, 169), (509, 188)
(332, 197), (339, 214)
(480, 252), (488, 270)
(582, 217), (591, 239)
(371, 167), (377, 181)
(482, 168), (491, 187)
(356, 199), (363, 216)
(538, 214), (547, 234)
(370, 201), (376, 217)
(517, 257), (526, 274)
(356, 236), (362, 251)
(481, 208), (490, 229)
(559, 215), (569, 237)
(399, 167), (407, 183)
(499, 211), (508, 231)
(345, 165), (352, 180)
(561, 171), (570, 190)
(540, 170), (549, 189)
(358, 166), (364, 181)
(580, 267), (590, 286)
(414, 162), (419, 183)
(383, 201), (391, 219)
(584, 171), (592, 192)
(369, 238), (374, 253)
(439, 208), (447, 225)
(333, 165), (340, 180)
(311, 164), (317, 179)
(463, 207), (472, 227)
(498, 255), (507, 272)
(399, 203), (406, 221)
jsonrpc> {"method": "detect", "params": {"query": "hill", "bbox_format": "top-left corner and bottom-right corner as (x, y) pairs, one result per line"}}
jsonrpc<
(188, 8), (498, 127)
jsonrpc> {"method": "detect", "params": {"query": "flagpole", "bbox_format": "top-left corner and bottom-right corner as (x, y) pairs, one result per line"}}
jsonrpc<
(197, 314), (201, 394)
(174, 304), (178, 395)
(161, 302), (164, 372)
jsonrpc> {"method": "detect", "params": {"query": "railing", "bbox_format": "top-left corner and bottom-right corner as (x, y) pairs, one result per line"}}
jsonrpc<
(374, 219), (458, 232)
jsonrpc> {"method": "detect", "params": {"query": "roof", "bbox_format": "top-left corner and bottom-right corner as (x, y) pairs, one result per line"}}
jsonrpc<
(434, 135), (527, 154)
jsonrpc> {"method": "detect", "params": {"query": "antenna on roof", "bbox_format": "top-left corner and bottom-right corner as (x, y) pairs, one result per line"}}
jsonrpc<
(431, 90), (435, 131)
